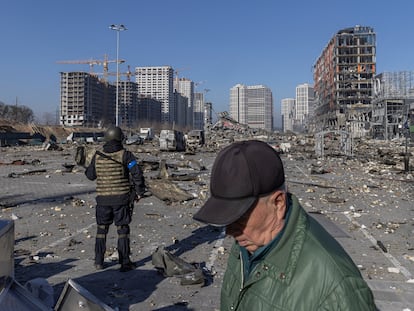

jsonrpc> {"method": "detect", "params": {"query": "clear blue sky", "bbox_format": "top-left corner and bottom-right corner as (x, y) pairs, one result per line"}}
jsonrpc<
(1, 0), (413, 127)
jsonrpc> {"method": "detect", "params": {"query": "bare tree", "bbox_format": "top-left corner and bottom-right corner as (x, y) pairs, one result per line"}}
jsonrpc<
(0, 102), (34, 123)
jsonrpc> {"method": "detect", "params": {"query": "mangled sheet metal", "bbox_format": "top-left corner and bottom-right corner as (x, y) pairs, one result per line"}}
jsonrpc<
(145, 158), (204, 203)
(0, 220), (14, 279)
(0, 220), (51, 310)
(54, 279), (115, 311)
(0, 276), (52, 311)
(0, 219), (114, 310)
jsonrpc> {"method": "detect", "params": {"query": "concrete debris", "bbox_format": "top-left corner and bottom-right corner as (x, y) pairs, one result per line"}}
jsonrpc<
(62, 163), (75, 172)
(403, 255), (414, 262)
(140, 159), (160, 171)
(321, 196), (346, 203)
(11, 213), (20, 220)
(8, 169), (47, 178)
(68, 238), (82, 247)
(157, 159), (169, 179)
(0, 119), (413, 310)
(147, 179), (194, 203)
(43, 141), (62, 151)
(387, 267), (400, 274)
(125, 134), (144, 145)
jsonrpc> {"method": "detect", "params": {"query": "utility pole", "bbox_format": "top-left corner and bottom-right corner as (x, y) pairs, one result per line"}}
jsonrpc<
(109, 24), (127, 126)
(404, 119), (410, 172)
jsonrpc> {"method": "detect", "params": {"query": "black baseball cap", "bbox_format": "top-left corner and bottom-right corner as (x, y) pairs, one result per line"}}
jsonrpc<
(193, 140), (285, 226)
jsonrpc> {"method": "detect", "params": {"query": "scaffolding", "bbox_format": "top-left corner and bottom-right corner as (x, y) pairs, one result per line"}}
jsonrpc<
(371, 71), (414, 140)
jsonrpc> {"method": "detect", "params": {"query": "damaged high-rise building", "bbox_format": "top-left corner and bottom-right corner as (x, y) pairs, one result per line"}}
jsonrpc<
(313, 26), (376, 137)
(371, 71), (414, 140)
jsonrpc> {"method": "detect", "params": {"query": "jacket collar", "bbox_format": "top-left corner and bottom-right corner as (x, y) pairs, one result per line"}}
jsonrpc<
(232, 193), (308, 287)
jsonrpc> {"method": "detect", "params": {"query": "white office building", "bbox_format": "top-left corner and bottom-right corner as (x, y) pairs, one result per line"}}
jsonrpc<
(229, 84), (273, 131)
(174, 78), (194, 128)
(230, 84), (248, 125)
(193, 92), (205, 130)
(295, 83), (314, 132)
(135, 66), (174, 123)
(281, 98), (295, 133)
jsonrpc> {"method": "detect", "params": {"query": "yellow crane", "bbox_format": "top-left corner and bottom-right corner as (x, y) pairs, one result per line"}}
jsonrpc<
(56, 54), (125, 81)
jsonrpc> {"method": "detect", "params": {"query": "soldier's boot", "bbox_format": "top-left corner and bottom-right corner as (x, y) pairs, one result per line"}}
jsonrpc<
(94, 224), (109, 270)
(117, 225), (135, 272)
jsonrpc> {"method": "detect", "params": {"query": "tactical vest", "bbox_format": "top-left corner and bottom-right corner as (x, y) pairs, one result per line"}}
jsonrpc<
(95, 150), (130, 196)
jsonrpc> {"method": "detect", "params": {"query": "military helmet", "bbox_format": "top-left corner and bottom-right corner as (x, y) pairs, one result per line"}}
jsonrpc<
(105, 126), (124, 142)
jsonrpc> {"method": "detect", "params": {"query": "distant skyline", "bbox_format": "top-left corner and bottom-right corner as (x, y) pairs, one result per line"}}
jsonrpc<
(1, 1), (414, 127)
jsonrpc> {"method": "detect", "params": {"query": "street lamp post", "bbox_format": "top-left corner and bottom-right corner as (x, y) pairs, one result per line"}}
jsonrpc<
(109, 24), (127, 127)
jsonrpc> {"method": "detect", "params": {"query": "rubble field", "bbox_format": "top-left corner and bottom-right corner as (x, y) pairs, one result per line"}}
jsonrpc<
(0, 125), (413, 310)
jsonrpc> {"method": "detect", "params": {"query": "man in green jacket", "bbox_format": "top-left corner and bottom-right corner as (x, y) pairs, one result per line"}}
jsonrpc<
(194, 140), (377, 310)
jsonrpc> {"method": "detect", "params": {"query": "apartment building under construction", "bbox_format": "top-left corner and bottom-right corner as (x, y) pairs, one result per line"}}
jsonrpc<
(118, 80), (139, 128)
(313, 25), (376, 137)
(60, 72), (115, 127)
(60, 72), (144, 128)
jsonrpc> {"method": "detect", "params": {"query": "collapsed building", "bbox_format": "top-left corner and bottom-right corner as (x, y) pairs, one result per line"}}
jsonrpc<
(312, 26), (414, 142)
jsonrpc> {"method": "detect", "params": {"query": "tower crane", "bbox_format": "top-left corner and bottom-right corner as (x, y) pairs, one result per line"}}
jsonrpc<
(173, 67), (190, 92)
(56, 54), (125, 81)
(194, 80), (206, 90)
(173, 67), (190, 80)
(102, 65), (136, 82)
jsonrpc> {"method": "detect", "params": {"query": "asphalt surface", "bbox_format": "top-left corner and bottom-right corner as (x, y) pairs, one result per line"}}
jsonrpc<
(0, 144), (413, 310)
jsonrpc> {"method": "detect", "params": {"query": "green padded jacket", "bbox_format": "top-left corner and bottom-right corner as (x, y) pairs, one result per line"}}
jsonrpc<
(220, 194), (377, 311)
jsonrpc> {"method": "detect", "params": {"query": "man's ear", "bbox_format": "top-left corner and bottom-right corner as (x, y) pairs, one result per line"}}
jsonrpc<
(270, 190), (287, 219)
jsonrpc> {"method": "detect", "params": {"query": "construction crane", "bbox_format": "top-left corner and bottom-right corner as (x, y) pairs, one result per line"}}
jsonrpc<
(101, 65), (136, 82)
(56, 54), (125, 81)
(194, 80), (206, 90)
(174, 67), (190, 79)
(173, 67), (190, 92)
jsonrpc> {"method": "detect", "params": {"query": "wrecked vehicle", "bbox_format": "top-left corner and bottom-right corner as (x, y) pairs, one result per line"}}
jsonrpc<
(159, 129), (186, 152)
(139, 127), (154, 141)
